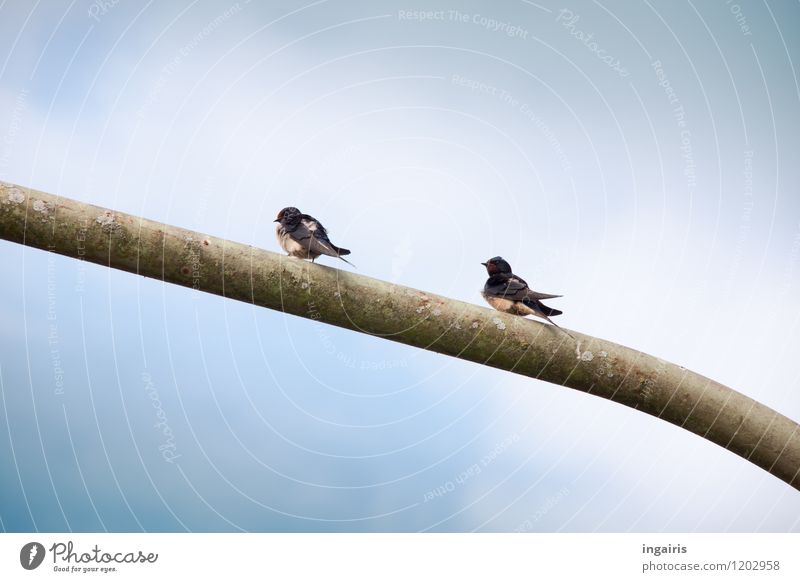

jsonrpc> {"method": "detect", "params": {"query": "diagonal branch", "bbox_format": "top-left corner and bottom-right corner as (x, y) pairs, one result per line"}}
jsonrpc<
(1, 180), (798, 491)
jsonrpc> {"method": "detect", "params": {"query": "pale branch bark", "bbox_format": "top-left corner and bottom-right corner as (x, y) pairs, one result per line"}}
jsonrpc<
(1, 180), (799, 491)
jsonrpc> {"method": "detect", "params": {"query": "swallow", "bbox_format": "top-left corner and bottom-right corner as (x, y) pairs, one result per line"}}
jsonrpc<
(481, 256), (573, 337)
(274, 207), (354, 266)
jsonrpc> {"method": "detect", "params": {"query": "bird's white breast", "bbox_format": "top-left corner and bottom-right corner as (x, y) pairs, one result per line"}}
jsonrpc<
(481, 293), (535, 316)
(276, 225), (307, 256)
(482, 294), (513, 312)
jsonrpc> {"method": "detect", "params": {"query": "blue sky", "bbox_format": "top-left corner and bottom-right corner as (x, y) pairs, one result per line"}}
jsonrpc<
(1, 0), (799, 531)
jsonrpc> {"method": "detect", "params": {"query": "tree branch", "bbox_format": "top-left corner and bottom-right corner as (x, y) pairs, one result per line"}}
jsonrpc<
(2, 180), (798, 491)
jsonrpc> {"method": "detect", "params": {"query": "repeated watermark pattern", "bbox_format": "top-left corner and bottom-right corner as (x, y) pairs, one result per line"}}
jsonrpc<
(725, 0), (752, 37)
(652, 59), (696, 193)
(307, 298), (408, 371)
(0, 0), (795, 537)
(423, 434), (520, 502)
(142, 372), (181, 463)
(725, 150), (755, 287)
(72, 219), (90, 295)
(451, 74), (572, 172)
(46, 249), (65, 396)
(0, 88), (28, 177)
(514, 487), (571, 532)
(138, 2), (249, 118)
(556, 9), (629, 77)
(398, 9), (529, 39)
(87, 0), (121, 22)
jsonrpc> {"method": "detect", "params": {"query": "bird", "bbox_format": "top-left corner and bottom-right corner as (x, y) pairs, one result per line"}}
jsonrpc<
(274, 207), (354, 266)
(481, 256), (573, 338)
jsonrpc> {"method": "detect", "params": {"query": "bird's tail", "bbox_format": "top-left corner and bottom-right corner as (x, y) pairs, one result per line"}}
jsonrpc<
(538, 303), (562, 317)
(524, 297), (562, 317)
(541, 314), (576, 340)
(329, 244), (355, 268)
(337, 255), (356, 268)
(528, 300), (574, 340)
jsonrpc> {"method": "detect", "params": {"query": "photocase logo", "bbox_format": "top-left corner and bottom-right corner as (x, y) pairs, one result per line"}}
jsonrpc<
(20, 542), (46, 570)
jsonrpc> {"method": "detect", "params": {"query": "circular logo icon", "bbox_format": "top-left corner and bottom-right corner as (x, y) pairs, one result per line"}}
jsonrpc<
(20, 542), (46, 570)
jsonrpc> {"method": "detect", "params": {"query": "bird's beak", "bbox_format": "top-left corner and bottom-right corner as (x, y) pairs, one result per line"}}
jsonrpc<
(273, 219), (280, 223)
(480, 262), (487, 267)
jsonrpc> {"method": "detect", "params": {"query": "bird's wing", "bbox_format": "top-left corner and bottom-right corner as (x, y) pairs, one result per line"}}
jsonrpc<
(301, 215), (352, 258)
(290, 220), (343, 258)
(523, 299), (562, 316)
(523, 289), (563, 301)
(508, 275), (561, 300)
(484, 276), (527, 299)
(308, 235), (345, 258)
(300, 215), (329, 237)
(486, 275), (562, 301)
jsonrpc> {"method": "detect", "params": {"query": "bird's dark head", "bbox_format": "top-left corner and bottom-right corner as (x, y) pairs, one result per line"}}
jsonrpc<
(275, 207), (301, 225)
(481, 256), (512, 276)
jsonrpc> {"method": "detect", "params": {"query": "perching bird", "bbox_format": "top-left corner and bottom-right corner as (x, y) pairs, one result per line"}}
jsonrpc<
(481, 256), (572, 337)
(274, 207), (354, 266)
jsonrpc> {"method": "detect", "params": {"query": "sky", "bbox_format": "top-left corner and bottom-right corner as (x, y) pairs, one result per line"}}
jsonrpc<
(0, 0), (799, 532)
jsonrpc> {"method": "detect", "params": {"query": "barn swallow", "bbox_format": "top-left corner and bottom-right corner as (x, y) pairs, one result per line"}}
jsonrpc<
(481, 256), (573, 337)
(274, 207), (354, 266)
